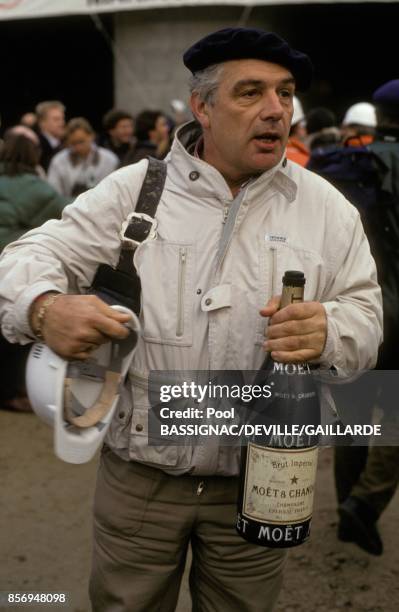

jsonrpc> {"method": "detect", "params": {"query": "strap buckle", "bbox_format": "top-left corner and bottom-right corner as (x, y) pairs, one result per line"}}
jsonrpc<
(120, 212), (158, 249)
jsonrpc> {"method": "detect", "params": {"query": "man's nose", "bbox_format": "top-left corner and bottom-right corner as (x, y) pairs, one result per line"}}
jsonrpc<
(259, 92), (284, 121)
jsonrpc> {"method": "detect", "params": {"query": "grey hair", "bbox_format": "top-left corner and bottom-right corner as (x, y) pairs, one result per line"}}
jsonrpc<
(188, 63), (225, 105)
(35, 100), (65, 122)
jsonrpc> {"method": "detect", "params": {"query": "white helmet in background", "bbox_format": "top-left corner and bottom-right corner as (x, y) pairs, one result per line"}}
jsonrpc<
(342, 102), (376, 127)
(292, 96), (305, 126)
(170, 99), (187, 114)
(26, 306), (140, 464)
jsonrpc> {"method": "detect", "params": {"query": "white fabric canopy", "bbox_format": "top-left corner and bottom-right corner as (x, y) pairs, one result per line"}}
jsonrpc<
(0, 0), (395, 22)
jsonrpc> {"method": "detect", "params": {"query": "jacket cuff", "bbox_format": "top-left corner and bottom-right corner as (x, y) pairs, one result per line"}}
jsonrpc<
(1, 282), (63, 344)
(317, 302), (344, 371)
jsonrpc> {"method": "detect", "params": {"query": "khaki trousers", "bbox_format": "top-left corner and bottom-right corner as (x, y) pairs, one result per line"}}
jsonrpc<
(333, 378), (399, 517)
(89, 447), (286, 612)
(335, 444), (399, 516)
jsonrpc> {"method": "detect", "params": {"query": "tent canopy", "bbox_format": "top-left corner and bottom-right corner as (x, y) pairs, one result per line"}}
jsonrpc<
(0, 0), (394, 22)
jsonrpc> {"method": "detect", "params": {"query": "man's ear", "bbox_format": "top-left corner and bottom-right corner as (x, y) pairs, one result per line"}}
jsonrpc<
(190, 92), (211, 129)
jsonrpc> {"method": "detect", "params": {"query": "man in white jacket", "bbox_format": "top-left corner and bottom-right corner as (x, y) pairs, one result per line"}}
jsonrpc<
(0, 28), (382, 612)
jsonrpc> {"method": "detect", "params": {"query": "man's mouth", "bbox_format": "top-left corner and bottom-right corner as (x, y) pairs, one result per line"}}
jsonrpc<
(253, 132), (280, 143)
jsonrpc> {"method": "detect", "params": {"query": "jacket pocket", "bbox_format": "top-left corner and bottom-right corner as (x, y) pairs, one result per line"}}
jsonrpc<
(128, 371), (193, 469)
(129, 404), (179, 467)
(255, 240), (325, 345)
(135, 240), (195, 346)
(104, 382), (134, 451)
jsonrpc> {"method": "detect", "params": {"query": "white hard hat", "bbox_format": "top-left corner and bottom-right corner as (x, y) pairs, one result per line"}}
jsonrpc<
(342, 102), (376, 127)
(292, 96), (305, 126)
(170, 99), (187, 113)
(26, 305), (140, 464)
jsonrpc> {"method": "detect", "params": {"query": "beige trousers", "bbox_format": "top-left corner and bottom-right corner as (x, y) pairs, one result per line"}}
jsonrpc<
(89, 447), (286, 612)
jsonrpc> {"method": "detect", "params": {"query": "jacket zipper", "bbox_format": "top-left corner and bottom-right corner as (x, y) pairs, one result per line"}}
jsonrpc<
(269, 246), (277, 296)
(222, 206), (229, 224)
(176, 247), (187, 337)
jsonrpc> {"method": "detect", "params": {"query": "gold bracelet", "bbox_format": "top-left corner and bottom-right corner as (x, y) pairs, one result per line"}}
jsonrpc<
(34, 293), (62, 340)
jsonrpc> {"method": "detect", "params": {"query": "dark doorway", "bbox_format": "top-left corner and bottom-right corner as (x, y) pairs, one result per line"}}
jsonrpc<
(0, 14), (114, 133)
(1, 3), (398, 131)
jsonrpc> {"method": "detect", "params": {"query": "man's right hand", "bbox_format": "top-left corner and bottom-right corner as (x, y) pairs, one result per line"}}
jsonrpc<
(30, 294), (132, 360)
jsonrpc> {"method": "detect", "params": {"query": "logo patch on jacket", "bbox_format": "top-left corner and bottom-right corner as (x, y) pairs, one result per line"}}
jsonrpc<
(265, 234), (288, 244)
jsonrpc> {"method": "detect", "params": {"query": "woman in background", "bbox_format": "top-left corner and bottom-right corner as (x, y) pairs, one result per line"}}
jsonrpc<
(0, 127), (70, 411)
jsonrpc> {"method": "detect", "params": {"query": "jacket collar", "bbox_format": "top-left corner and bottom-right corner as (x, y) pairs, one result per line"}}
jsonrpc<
(168, 121), (297, 205)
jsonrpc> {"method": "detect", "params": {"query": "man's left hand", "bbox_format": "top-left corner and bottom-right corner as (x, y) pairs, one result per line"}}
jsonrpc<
(260, 296), (327, 363)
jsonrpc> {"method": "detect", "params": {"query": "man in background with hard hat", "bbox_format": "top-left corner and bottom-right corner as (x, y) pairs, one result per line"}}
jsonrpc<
(341, 101), (376, 146)
(285, 95), (310, 166)
(306, 81), (399, 556)
(335, 81), (399, 557)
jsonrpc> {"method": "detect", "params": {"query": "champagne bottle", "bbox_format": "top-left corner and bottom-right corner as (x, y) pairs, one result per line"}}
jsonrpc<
(236, 270), (320, 548)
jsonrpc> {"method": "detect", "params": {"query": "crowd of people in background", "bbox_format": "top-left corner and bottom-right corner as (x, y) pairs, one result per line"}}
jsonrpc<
(4, 98), (189, 187)
(287, 81), (399, 560)
(0, 98), (190, 413)
(0, 89), (390, 217)
(1, 80), (399, 561)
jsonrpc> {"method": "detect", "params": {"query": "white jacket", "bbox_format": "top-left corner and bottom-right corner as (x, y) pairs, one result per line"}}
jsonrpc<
(0, 122), (382, 475)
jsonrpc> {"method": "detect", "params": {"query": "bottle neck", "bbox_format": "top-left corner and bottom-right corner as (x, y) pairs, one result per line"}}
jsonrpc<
(259, 282), (305, 371)
(280, 284), (304, 309)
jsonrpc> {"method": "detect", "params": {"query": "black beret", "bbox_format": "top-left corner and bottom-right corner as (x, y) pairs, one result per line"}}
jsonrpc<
(183, 27), (313, 92)
(373, 79), (399, 107)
